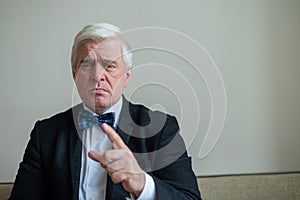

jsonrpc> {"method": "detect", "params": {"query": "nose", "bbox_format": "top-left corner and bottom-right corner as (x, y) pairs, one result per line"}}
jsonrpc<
(92, 63), (105, 82)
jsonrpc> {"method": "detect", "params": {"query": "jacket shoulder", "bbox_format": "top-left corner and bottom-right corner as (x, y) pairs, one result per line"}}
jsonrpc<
(36, 108), (73, 129)
(126, 100), (176, 127)
(35, 104), (82, 130)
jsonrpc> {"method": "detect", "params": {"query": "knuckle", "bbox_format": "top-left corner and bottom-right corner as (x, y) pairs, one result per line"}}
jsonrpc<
(111, 173), (124, 183)
(102, 151), (111, 160)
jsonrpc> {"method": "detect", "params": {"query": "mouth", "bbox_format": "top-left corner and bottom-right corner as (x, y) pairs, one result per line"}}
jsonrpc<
(89, 87), (110, 95)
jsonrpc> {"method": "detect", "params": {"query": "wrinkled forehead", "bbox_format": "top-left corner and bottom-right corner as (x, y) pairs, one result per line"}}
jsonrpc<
(77, 37), (123, 62)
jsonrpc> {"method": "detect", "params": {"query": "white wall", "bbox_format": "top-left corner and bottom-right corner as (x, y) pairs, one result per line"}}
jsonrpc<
(1, 0), (300, 182)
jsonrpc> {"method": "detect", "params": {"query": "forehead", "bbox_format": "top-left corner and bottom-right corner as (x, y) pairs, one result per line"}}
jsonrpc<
(77, 38), (123, 61)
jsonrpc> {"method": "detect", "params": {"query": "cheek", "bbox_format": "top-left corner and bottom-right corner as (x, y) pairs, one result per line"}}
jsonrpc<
(74, 72), (90, 91)
(113, 76), (128, 91)
(106, 75), (117, 88)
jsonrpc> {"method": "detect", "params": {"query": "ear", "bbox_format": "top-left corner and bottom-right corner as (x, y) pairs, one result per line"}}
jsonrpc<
(72, 70), (76, 80)
(124, 67), (132, 87)
(72, 65), (78, 80)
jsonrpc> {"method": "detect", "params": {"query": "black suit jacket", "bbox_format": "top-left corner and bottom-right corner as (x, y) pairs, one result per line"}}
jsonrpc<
(9, 98), (201, 200)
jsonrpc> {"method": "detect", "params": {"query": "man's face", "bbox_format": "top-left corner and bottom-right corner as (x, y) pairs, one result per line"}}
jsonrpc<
(73, 38), (131, 114)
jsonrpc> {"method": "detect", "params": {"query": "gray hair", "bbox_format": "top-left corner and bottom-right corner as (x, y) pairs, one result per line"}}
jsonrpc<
(71, 23), (132, 71)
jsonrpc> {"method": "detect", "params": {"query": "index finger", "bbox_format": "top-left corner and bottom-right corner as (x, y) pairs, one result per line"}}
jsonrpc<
(102, 123), (130, 151)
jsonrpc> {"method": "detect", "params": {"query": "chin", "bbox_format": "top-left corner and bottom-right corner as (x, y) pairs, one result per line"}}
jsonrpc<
(94, 100), (111, 110)
(95, 95), (113, 103)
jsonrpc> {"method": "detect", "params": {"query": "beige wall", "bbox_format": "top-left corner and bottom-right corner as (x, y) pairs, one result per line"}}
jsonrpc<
(0, 0), (300, 182)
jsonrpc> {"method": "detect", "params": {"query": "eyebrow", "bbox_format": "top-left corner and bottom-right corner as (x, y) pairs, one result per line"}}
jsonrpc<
(100, 58), (118, 65)
(80, 57), (94, 64)
(79, 57), (118, 65)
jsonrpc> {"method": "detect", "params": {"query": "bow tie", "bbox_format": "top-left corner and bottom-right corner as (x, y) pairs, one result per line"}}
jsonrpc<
(77, 108), (115, 130)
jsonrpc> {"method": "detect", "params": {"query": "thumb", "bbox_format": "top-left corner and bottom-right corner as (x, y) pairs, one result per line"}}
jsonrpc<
(88, 150), (103, 162)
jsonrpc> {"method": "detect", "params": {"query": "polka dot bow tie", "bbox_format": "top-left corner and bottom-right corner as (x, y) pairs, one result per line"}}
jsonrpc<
(77, 108), (115, 130)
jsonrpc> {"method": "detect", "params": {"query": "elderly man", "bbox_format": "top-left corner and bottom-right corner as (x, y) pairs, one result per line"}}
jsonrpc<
(9, 23), (201, 200)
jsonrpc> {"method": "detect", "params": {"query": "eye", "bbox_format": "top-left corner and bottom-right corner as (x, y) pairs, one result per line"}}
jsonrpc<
(104, 63), (117, 70)
(81, 62), (91, 67)
(105, 64), (120, 75)
(106, 64), (116, 69)
(80, 59), (93, 68)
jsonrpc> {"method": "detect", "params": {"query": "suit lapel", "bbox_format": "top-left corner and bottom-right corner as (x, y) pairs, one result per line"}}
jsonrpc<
(69, 105), (83, 200)
(117, 97), (134, 144)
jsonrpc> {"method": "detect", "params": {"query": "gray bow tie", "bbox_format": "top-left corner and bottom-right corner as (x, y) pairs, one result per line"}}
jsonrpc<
(77, 109), (115, 130)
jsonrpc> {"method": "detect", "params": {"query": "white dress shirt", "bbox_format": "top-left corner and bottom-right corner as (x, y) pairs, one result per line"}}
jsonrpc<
(79, 98), (156, 200)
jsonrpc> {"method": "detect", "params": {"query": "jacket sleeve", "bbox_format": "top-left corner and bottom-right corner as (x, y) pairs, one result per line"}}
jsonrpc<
(152, 154), (201, 200)
(151, 116), (202, 200)
(9, 121), (44, 200)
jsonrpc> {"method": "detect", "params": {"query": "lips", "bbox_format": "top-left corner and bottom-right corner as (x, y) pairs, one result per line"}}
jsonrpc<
(89, 87), (110, 95)
(96, 88), (109, 94)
